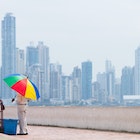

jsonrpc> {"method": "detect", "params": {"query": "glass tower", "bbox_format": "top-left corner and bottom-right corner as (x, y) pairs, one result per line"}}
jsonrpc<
(26, 44), (39, 69)
(37, 41), (50, 101)
(81, 61), (92, 100)
(1, 13), (16, 99)
(121, 66), (134, 95)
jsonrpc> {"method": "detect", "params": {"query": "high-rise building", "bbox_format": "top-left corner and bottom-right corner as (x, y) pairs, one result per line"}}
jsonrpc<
(49, 63), (62, 99)
(1, 13), (16, 99)
(26, 44), (39, 97)
(135, 47), (140, 95)
(16, 48), (25, 74)
(105, 60), (115, 101)
(71, 66), (81, 102)
(115, 78), (121, 103)
(96, 72), (107, 94)
(26, 42), (49, 102)
(92, 81), (103, 103)
(121, 66), (134, 95)
(37, 42), (50, 100)
(26, 43), (39, 70)
(61, 76), (71, 103)
(96, 72), (108, 103)
(81, 61), (92, 100)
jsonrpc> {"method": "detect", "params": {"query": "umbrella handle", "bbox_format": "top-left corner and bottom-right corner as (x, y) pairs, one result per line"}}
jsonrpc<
(11, 95), (16, 102)
(11, 98), (15, 102)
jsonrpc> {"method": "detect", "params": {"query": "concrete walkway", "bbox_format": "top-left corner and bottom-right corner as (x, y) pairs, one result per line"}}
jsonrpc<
(1, 125), (140, 140)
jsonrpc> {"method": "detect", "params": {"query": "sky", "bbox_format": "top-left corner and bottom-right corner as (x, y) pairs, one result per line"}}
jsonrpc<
(0, 0), (140, 81)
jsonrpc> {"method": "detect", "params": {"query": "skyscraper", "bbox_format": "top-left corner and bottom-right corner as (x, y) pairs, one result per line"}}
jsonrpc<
(16, 48), (25, 74)
(105, 60), (115, 101)
(96, 72), (108, 103)
(81, 61), (92, 100)
(26, 42), (49, 102)
(37, 41), (50, 100)
(49, 63), (62, 99)
(61, 76), (71, 102)
(26, 43), (39, 70)
(121, 66), (134, 95)
(1, 13), (16, 99)
(135, 47), (140, 95)
(72, 66), (81, 102)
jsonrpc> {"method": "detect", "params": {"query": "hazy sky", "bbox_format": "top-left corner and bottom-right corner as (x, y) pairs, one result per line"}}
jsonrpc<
(0, 0), (140, 80)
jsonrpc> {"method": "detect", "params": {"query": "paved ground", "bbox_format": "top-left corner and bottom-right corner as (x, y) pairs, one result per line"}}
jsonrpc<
(1, 125), (140, 140)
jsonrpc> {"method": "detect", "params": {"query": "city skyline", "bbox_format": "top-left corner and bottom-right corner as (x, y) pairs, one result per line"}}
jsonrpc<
(1, 0), (140, 79)
(0, 13), (139, 106)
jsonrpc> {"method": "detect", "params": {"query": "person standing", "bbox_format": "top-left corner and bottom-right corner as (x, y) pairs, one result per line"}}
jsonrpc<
(12, 93), (29, 135)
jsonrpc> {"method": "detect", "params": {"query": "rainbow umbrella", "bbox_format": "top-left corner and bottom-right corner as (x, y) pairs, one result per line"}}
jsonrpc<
(3, 74), (40, 100)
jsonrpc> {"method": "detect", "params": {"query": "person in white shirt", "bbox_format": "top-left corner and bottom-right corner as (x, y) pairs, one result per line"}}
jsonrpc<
(12, 93), (29, 135)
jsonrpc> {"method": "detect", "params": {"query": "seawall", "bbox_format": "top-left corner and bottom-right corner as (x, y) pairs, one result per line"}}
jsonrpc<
(3, 106), (140, 133)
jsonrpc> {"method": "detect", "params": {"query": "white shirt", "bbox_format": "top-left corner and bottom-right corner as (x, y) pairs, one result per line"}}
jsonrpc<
(15, 93), (28, 105)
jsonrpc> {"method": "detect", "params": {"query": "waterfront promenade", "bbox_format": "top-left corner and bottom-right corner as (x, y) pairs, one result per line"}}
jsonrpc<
(1, 106), (140, 139)
(1, 125), (140, 140)
(3, 106), (140, 133)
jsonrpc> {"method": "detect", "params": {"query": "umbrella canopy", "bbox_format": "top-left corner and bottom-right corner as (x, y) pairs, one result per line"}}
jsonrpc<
(3, 74), (40, 100)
